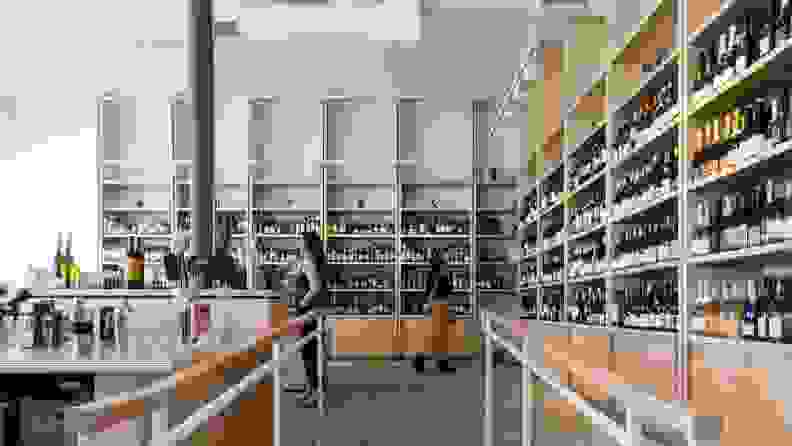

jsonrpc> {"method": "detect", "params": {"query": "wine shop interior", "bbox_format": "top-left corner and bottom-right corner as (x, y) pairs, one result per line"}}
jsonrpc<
(2, 0), (792, 445)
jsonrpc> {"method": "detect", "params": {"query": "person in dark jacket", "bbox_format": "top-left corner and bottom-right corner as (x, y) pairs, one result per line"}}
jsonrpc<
(413, 249), (455, 373)
(294, 230), (328, 407)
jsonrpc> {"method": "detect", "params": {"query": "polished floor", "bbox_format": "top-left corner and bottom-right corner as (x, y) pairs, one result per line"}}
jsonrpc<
(279, 356), (619, 446)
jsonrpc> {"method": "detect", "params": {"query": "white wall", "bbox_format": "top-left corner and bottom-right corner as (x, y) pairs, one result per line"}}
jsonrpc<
(0, 128), (99, 292)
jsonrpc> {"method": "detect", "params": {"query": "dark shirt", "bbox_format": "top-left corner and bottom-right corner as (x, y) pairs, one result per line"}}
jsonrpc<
(426, 267), (453, 303)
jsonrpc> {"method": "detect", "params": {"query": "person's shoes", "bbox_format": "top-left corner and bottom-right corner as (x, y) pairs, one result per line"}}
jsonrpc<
(412, 359), (425, 373)
(299, 391), (318, 408)
(437, 360), (455, 373)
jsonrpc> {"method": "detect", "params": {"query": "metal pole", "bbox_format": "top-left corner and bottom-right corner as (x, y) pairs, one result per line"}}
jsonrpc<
(272, 341), (281, 446)
(190, 0), (215, 288)
(483, 315), (494, 446)
(521, 336), (534, 446)
(317, 316), (327, 417)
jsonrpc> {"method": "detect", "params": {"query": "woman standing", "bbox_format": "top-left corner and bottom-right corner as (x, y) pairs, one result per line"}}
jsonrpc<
(413, 249), (455, 373)
(294, 231), (328, 407)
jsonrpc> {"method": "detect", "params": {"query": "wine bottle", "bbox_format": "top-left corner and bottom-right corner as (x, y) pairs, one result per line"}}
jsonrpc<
(54, 232), (63, 279)
(63, 232), (73, 288)
(759, 5), (776, 59)
(127, 236), (136, 289)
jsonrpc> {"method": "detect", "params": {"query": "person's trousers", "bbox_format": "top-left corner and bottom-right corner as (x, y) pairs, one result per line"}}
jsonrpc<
(414, 303), (450, 367)
(301, 319), (319, 390)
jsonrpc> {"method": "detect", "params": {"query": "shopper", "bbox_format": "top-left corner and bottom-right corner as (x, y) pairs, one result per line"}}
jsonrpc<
(413, 249), (455, 373)
(294, 230), (327, 408)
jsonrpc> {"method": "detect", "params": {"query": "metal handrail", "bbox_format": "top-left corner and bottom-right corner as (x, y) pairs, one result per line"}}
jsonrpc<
(62, 311), (319, 436)
(480, 310), (696, 446)
(159, 326), (323, 443)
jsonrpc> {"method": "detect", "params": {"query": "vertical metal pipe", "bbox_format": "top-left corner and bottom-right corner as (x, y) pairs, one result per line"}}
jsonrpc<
(394, 101), (402, 325)
(472, 100), (481, 320)
(190, 0), (215, 287)
(483, 316), (494, 446)
(247, 174), (254, 290)
(521, 336), (534, 446)
(677, 0), (690, 403)
(321, 102), (328, 252)
(317, 316), (327, 416)
(624, 407), (635, 445)
(272, 341), (281, 446)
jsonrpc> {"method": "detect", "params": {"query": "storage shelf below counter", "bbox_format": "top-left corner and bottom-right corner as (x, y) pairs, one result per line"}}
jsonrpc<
(327, 316), (475, 357)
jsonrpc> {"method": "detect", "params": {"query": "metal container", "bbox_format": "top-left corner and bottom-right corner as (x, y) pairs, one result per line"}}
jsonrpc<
(99, 306), (116, 341)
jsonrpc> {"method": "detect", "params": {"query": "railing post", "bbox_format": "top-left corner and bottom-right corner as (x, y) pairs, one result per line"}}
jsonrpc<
(273, 340), (281, 446)
(521, 336), (534, 446)
(317, 315), (327, 417)
(483, 313), (494, 446)
(624, 406), (637, 445)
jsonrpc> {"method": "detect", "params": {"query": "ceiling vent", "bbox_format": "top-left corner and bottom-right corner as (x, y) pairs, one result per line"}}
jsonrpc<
(214, 17), (241, 37)
(538, 0), (589, 10)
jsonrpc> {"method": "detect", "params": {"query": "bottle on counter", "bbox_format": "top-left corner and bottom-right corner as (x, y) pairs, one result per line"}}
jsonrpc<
(54, 232), (64, 279)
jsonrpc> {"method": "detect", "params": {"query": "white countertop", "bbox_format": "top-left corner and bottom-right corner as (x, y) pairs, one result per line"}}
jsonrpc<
(35, 289), (280, 298)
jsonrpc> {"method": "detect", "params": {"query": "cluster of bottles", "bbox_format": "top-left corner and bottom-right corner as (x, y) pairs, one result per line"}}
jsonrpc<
(611, 80), (677, 162)
(568, 131), (607, 190)
(541, 217), (564, 250)
(104, 246), (172, 265)
(521, 241), (536, 258)
(400, 245), (470, 264)
(401, 298), (470, 315)
(520, 265), (538, 286)
(691, 91), (792, 182)
(618, 277), (679, 331)
(539, 291), (564, 321)
(254, 216), (321, 235)
(477, 278), (508, 289)
(569, 285), (608, 325)
(402, 270), (469, 290)
(569, 190), (606, 235)
(613, 148), (677, 216)
(125, 236), (146, 290)
(696, 277), (789, 341)
(568, 235), (606, 278)
(255, 248), (298, 264)
(520, 192), (539, 222)
(541, 252), (564, 282)
(331, 223), (394, 234)
(335, 300), (393, 315)
(177, 212), (192, 232)
(692, 176), (792, 255)
(328, 276), (393, 290)
(613, 214), (678, 269)
(401, 221), (469, 234)
(541, 179), (562, 209)
(104, 216), (170, 235)
(693, 1), (792, 94)
(327, 246), (396, 263)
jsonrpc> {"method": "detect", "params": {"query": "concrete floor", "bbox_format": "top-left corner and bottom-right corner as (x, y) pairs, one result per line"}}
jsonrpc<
(278, 357), (621, 446)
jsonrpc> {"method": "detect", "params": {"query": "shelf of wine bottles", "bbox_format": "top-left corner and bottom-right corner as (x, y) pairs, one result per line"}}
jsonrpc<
(402, 269), (470, 290)
(252, 216), (321, 235)
(691, 174), (792, 256)
(690, 91), (792, 186)
(399, 245), (470, 264)
(326, 246), (397, 264)
(568, 189), (606, 236)
(612, 212), (679, 270)
(328, 274), (394, 290)
(691, 2), (792, 96)
(612, 146), (678, 219)
(694, 276), (791, 342)
(327, 222), (394, 235)
(568, 235), (607, 278)
(519, 191), (539, 224)
(611, 78), (677, 165)
(539, 287), (564, 322)
(569, 283), (608, 325)
(401, 216), (469, 235)
(541, 251), (564, 283)
(616, 275), (679, 331)
(520, 266), (538, 287)
(568, 130), (607, 191)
